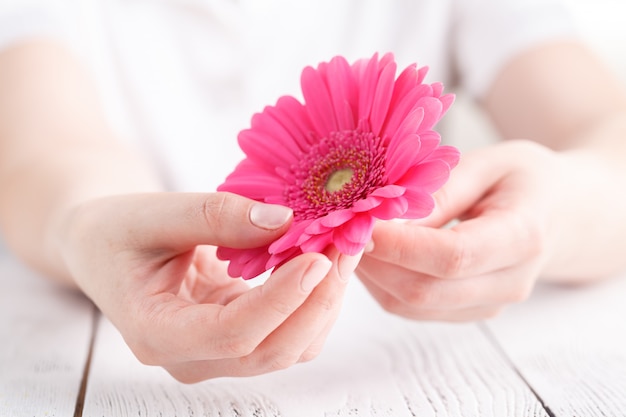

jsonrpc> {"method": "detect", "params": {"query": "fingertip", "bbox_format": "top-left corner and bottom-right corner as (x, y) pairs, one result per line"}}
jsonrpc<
(337, 251), (363, 282)
(300, 257), (333, 292)
(249, 202), (293, 230)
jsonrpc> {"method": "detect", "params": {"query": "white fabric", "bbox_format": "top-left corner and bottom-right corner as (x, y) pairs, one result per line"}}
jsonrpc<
(0, 0), (576, 191)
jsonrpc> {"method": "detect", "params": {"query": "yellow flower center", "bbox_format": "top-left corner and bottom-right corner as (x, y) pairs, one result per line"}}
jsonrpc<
(325, 168), (354, 193)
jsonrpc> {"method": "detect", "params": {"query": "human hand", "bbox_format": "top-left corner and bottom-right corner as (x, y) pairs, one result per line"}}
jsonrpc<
(356, 140), (561, 321)
(57, 192), (360, 382)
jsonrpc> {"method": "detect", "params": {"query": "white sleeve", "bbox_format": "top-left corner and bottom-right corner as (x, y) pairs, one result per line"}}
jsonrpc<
(0, 1), (73, 52)
(452, 0), (578, 99)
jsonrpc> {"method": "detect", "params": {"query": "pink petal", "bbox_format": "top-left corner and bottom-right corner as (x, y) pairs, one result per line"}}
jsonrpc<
(304, 219), (332, 235)
(431, 82), (444, 97)
(241, 251), (273, 280)
(251, 109), (302, 158)
(417, 66), (429, 84)
(401, 189), (435, 219)
(423, 145), (461, 169)
(273, 95), (317, 148)
(389, 108), (424, 145)
(267, 247), (302, 271)
(385, 133), (422, 183)
(269, 220), (312, 254)
(320, 209), (355, 227)
(299, 232), (334, 253)
(218, 174), (285, 201)
(352, 196), (383, 212)
(370, 184), (406, 198)
(238, 130), (295, 167)
(370, 61), (397, 136)
(356, 53), (381, 122)
(325, 56), (357, 130)
(301, 66), (338, 135)
(398, 159), (451, 194)
(342, 214), (376, 244)
(415, 97), (444, 132)
(369, 196), (409, 220)
(382, 84), (433, 139)
(333, 215), (376, 254)
(440, 93), (455, 115)
(389, 63), (419, 107)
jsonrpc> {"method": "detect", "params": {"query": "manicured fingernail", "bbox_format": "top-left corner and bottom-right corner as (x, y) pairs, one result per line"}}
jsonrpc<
(364, 240), (374, 253)
(250, 203), (292, 230)
(301, 258), (332, 292)
(337, 253), (362, 282)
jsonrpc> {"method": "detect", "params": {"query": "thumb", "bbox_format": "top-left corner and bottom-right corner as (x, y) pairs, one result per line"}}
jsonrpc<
(107, 192), (292, 250)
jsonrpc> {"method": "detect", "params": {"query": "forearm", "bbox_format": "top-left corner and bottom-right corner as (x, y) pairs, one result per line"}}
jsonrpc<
(0, 40), (162, 285)
(543, 110), (626, 282)
(0, 142), (162, 285)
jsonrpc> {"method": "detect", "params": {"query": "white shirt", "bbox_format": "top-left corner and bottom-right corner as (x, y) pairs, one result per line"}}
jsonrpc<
(0, 0), (575, 191)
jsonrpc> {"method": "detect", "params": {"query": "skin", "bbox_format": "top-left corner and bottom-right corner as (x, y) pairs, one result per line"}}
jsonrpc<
(1, 37), (625, 379)
(0, 40), (361, 383)
(357, 41), (626, 321)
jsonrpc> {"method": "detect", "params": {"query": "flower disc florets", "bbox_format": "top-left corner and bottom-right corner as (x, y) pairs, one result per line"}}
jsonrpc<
(287, 129), (386, 221)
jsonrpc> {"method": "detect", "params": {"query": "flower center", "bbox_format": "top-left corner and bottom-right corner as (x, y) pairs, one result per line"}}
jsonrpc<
(325, 168), (354, 193)
(285, 130), (386, 221)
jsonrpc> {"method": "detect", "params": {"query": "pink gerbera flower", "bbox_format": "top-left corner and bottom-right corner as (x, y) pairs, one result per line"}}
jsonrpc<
(217, 53), (460, 279)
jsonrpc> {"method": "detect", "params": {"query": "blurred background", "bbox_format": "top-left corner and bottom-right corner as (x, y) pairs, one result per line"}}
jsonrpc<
(447, 0), (626, 150)
(0, 0), (625, 258)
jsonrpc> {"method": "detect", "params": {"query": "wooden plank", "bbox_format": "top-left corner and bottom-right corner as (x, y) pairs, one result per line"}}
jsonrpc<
(0, 256), (95, 417)
(83, 278), (548, 416)
(486, 274), (626, 417)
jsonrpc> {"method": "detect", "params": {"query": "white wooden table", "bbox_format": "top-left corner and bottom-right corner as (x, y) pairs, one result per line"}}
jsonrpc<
(1, 252), (625, 417)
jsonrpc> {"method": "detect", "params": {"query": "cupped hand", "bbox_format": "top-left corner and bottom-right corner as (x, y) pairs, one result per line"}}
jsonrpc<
(357, 140), (562, 321)
(58, 192), (360, 382)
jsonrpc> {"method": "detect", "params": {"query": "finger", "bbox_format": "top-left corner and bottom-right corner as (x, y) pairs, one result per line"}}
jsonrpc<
(253, 250), (356, 367)
(164, 251), (360, 381)
(367, 207), (543, 279)
(178, 246), (249, 305)
(356, 254), (538, 310)
(125, 252), (332, 365)
(95, 192), (293, 250)
(414, 143), (532, 228)
(357, 268), (503, 322)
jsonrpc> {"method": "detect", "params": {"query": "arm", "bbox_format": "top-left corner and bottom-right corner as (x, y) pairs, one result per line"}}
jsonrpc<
(357, 40), (626, 321)
(0, 39), (162, 284)
(0, 40), (359, 381)
(484, 40), (626, 280)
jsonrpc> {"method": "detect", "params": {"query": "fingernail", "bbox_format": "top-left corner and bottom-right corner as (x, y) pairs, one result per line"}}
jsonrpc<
(301, 258), (332, 292)
(337, 252), (362, 282)
(250, 203), (293, 230)
(364, 240), (374, 253)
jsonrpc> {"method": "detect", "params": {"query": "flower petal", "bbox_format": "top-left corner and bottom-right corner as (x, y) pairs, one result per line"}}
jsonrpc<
(300, 232), (334, 253)
(269, 220), (313, 254)
(369, 196), (409, 220)
(416, 97), (444, 132)
(218, 173), (286, 201)
(333, 215), (376, 254)
(385, 133), (422, 183)
(320, 209), (355, 227)
(301, 65), (338, 135)
(370, 184), (406, 198)
(382, 84), (432, 139)
(370, 60), (397, 136)
(398, 159), (452, 194)
(356, 53), (382, 123)
(423, 145), (461, 169)
(400, 189), (435, 219)
(325, 55), (357, 131)
(352, 196), (383, 212)
(238, 129), (295, 167)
